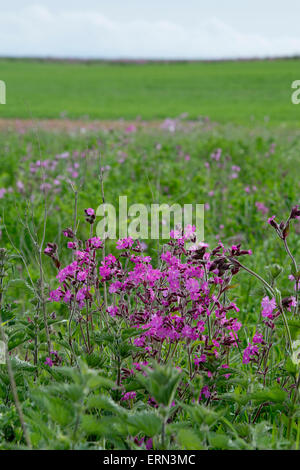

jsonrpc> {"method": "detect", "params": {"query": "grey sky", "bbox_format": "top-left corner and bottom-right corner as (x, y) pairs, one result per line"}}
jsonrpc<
(1, 1), (300, 59)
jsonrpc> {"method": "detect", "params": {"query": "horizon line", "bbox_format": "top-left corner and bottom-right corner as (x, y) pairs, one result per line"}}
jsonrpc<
(1, 55), (300, 64)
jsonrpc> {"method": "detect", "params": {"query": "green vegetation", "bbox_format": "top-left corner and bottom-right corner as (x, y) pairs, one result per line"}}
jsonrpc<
(0, 58), (299, 450)
(0, 123), (299, 449)
(0, 58), (300, 124)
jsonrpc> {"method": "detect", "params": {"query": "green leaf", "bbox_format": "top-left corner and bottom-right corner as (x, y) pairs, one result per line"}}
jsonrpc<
(86, 374), (115, 390)
(250, 386), (287, 404)
(127, 411), (162, 437)
(208, 432), (234, 449)
(87, 395), (127, 418)
(137, 363), (181, 408)
(8, 330), (28, 351)
(177, 428), (204, 450)
(45, 397), (75, 427)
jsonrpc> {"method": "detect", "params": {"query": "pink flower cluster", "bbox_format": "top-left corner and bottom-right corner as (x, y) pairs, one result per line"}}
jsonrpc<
(48, 230), (103, 309)
(47, 214), (256, 379)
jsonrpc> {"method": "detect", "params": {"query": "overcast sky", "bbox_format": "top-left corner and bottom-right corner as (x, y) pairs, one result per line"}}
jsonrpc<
(1, 1), (300, 59)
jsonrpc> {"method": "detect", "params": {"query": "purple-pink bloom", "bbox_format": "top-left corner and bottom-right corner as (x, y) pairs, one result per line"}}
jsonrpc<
(44, 357), (53, 367)
(121, 391), (136, 401)
(85, 208), (95, 217)
(253, 332), (263, 344)
(116, 237), (134, 250)
(261, 296), (276, 318)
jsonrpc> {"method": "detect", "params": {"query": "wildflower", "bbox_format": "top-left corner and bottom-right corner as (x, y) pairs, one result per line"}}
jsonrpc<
(63, 290), (72, 303)
(253, 332), (263, 344)
(77, 270), (87, 281)
(116, 237), (134, 250)
(290, 205), (300, 219)
(84, 208), (96, 224)
(121, 391), (136, 401)
(183, 224), (196, 240)
(44, 242), (57, 257)
(109, 281), (123, 293)
(49, 288), (63, 302)
(199, 386), (210, 400)
(211, 148), (222, 161)
(0, 188), (6, 199)
(16, 181), (25, 192)
(282, 296), (297, 311)
(104, 254), (117, 265)
(243, 343), (259, 364)
(40, 183), (52, 192)
(89, 237), (103, 249)
(255, 202), (269, 215)
(76, 287), (90, 308)
(221, 364), (231, 379)
(63, 228), (75, 238)
(145, 438), (153, 450)
(99, 265), (111, 279)
(261, 296), (276, 318)
(107, 305), (118, 317)
(161, 118), (177, 132)
(134, 336), (145, 347)
(267, 215), (277, 226)
(185, 278), (200, 300)
(85, 208), (95, 217)
(125, 124), (137, 133)
(67, 242), (76, 249)
(44, 357), (53, 367)
(194, 354), (206, 365)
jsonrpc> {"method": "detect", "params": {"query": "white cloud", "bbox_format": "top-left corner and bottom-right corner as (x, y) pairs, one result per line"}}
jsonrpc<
(1, 4), (300, 59)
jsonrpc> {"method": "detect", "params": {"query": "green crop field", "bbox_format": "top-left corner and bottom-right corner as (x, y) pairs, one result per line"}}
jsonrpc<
(0, 58), (300, 125)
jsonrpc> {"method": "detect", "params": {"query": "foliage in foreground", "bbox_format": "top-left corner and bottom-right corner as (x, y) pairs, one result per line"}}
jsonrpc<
(0, 125), (299, 449)
(0, 204), (299, 450)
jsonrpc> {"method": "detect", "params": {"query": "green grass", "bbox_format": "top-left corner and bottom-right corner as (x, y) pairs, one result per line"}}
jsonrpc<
(0, 58), (300, 124)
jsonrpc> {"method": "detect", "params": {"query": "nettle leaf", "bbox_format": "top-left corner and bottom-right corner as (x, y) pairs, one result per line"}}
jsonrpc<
(45, 396), (75, 427)
(11, 357), (36, 373)
(235, 423), (251, 438)
(118, 342), (139, 360)
(8, 330), (28, 351)
(24, 408), (54, 442)
(137, 364), (181, 408)
(183, 403), (224, 427)
(0, 305), (15, 324)
(176, 428), (204, 450)
(94, 332), (115, 346)
(250, 422), (273, 450)
(126, 411), (162, 437)
(44, 383), (84, 402)
(208, 431), (235, 450)
(81, 414), (125, 440)
(278, 318), (300, 329)
(55, 339), (73, 352)
(221, 392), (249, 406)
(86, 374), (115, 390)
(86, 395), (128, 418)
(84, 352), (106, 369)
(250, 386), (287, 404)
